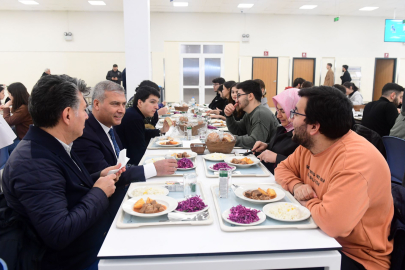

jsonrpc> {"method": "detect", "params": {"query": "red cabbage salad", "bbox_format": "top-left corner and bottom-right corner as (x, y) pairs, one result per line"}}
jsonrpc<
(228, 205), (260, 224)
(177, 158), (193, 168)
(213, 162), (233, 171)
(176, 196), (207, 212)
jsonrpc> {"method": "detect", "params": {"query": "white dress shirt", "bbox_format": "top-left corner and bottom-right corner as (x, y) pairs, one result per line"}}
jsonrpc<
(95, 119), (157, 179)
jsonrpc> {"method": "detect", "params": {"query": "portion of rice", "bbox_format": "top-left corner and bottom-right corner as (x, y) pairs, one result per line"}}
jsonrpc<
(269, 203), (301, 220)
(132, 187), (166, 197)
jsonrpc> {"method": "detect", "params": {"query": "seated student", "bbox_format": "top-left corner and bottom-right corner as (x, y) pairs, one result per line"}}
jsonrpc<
(362, 83), (404, 137)
(390, 91), (405, 139)
(208, 77), (225, 109)
(275, 86), (393, 270)
(2, 75), (124, 270)
(253, 78), (271, 110)
(252, 88), (300, 174)
(301, 81), (313, 89)
(285, 77), (305, 90)
(343, 82), (363, 105)
(115, 86), (170, 165)
(224, 80), (279, 149)
(126, 80), (167, 116)
(1, 82), (33, 153)
(213, 82), (245, 121)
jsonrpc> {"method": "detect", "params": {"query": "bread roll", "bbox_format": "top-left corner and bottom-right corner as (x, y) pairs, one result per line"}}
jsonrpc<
(164, 117), (173, 126)
(222, 133), (235, 142)
(207, 132), (221, 142)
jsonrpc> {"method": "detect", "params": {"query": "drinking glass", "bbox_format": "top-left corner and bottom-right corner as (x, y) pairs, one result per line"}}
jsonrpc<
(183, 173), (197, 198)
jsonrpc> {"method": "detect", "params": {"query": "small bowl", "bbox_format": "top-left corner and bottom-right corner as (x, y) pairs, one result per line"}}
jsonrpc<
(190, 143), (206, 155)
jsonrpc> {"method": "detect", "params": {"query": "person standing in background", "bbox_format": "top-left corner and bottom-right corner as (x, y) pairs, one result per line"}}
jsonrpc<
(41, 68), (51, 78)
(106, 64), (122, 85)
(323, 63), (334, 86)
(340, 65), (351, 84)
(122, 68), (126, 91)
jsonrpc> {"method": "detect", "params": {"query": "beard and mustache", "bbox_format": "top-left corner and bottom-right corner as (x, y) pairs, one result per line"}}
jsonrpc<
(292, 123), (314, 150)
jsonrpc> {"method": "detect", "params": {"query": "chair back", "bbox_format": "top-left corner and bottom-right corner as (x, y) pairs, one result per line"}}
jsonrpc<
(383, 136), (405, 184)
(353, 124), (386, 158)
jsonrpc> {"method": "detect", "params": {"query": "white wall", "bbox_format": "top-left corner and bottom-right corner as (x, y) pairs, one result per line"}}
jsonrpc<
(1, 10), (405, 102)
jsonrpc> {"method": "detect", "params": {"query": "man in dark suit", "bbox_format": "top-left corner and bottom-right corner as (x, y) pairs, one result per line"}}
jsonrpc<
(340, 65), (351, 84)
(73, 81), (177, 208)
(362, 83), (404, 137)
(2, 75), (124, 270)
(115, 86), (171, 165)
(106, 64), (122, 85)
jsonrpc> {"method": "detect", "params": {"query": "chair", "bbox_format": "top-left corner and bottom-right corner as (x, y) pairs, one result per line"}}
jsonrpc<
(353, 124), (386, 158)
(382, 136), (405, 184)
(389, 182), (405, 270)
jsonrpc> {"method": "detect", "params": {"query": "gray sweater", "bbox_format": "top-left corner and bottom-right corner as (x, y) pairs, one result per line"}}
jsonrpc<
(390, 113), (405, 140)
(226, 104), (279, 149)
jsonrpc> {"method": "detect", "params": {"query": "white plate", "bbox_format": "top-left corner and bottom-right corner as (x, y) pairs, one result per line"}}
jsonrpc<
(208, 163), (236, 172)
(234, 185), (286, 204)
(203, 153), (230, 161)
(144, 156), (165, 164)
(174, 198), (210, 214)
(168, 151), (197, 160)
(221, 207), (266, 226)
(127, 186), (169, 198)
(218, 127), (229, 132)
(177, 159), (196, 170)
(263, 202), (311, 222)
(156, 140), (182, 147)
(224, 156), (260, 168)
(122, 195), (178, 218)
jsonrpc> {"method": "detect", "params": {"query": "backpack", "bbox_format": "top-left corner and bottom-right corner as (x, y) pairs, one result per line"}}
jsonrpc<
(0, 192), (46, 270)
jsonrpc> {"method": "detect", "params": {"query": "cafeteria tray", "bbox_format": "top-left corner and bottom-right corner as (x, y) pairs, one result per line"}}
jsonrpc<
(116, 181), (213, 228)
(203, 157), (271, 178)
(138, 154), (198, 176)
(210, 183), (318, 232)
(147, 137), (199, 150)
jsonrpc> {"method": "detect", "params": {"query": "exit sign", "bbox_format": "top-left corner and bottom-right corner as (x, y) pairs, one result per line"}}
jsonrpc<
(384, 53), (389, 58)
(264, 51), (269, 56)
(334, 17), (339, 22)
(302, 52), (307, 58)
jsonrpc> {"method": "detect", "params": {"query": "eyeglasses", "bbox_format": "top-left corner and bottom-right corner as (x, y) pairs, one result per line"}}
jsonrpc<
(290, 109), (306, 119)
(236, 93), (248, 99)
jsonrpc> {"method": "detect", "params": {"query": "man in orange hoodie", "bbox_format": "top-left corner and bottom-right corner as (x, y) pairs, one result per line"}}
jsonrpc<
(275, 86), (393, 270)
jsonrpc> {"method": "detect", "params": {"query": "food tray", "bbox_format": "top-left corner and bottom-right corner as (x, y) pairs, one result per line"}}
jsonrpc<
(147, 137), (200, 150)
(116, 182), (213, 228)
(203, 158), (271, 178)
(138, 155), (198, 176)
(210, 183), (318, 232)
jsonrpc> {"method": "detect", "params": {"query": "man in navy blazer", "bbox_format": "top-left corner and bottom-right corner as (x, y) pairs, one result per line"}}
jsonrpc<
(73, 81), (177, 213)
(2, 75), (124, 270)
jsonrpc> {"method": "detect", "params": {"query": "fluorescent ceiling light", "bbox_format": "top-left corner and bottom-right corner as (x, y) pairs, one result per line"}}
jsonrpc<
(359, 7), (379, 11)
(18, 0), (39, 5)
(238, 4), (254, 8)
(299, 5), (318, 9)
(88, 1), (106, 5)
(173, 2), (188, 7)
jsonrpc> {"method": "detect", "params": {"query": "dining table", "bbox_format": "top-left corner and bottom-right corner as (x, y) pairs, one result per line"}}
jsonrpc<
(97, 138), (342, 270)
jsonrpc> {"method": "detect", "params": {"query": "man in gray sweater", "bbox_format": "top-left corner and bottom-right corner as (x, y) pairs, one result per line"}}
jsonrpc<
(224, 80), (279, 149)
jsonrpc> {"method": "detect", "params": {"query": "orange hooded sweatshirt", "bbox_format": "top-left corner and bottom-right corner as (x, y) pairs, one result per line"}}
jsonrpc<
(275, 130), (393, 270)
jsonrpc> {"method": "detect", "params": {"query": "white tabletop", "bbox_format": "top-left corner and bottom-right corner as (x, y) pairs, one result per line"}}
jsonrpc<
(98, 147), (341, 259)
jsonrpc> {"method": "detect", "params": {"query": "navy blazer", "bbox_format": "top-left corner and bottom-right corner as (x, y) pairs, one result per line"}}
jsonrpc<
(115, 106), (159, 165)
(2, 126), (116, 270)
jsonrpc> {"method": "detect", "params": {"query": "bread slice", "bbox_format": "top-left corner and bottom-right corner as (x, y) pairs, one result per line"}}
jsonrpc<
(165, 117), (173, 126)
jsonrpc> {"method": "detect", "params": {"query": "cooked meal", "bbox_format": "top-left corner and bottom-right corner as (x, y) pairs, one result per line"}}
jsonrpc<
(244, 188), (276, 200)
(160, 140), (179, 145)
(268, 203), (301, 220)
(159, 136), (174, 141)
(231, 157), (254, 164)
(205, 153), (227, 160)
(133, 197), (167, 214)
(132, 187), (167, 197)
(172, 152), (190, 158)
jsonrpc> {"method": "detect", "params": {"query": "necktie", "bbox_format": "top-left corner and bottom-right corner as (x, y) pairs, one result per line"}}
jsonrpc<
(108, 128), (120, 158)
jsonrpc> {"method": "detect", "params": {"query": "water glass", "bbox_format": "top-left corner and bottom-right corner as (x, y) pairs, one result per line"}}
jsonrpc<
(183, 173), (197, 198)
(198, 129), (207, 143)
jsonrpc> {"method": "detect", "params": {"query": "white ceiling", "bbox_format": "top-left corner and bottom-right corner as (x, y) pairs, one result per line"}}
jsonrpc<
(1, 0), (404, 17)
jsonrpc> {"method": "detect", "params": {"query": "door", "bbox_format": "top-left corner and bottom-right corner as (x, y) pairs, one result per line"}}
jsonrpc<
(373, 58), (397, 101)
(292, 58), (316, 84)
(252, 57), (278, 107)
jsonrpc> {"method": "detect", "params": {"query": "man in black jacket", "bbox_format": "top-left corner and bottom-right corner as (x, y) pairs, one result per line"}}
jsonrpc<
(362, 83), (404, 137)
(106, 64), (122, 85)
(2, 75), (124, 270)
(340, 65), (351, 84)
(208, 77), (225, 109)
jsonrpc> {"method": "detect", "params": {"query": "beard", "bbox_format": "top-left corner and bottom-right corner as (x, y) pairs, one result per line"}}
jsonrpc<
(239, 97), (249, 111)
(292, 123), (314, 149)
(393, 96), (401, 108)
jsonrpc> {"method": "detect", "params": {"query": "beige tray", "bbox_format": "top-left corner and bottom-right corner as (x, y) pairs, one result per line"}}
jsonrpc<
(203, 157), (271, 178)
(211, 183), (318, 232)
(116, 181), (213, 229)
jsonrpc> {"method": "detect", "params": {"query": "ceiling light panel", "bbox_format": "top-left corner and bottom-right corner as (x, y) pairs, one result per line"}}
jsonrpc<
(359, 7), (379, 11)
(173, 2), (189, 7)
(299, 5), (318, 10)
(88, 1), (106, 5)
(238, 4), (254, 9)
(18, 0), (39, 5)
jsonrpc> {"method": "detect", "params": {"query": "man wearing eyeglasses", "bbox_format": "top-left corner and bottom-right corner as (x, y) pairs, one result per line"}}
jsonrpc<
(275, 86), (393, 270)
(208, 77), (225, 110)
(224, 80), (279, 149)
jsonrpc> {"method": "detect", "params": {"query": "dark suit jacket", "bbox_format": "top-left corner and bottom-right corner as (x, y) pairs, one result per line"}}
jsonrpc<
(115, 107), (159, 165)
(2, 126), (115, 270)
(340, 71), (351, 84)
(263, 126), (299, 174)
(362, 97), (399, 137)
